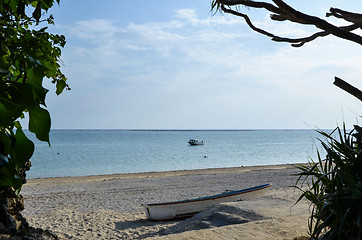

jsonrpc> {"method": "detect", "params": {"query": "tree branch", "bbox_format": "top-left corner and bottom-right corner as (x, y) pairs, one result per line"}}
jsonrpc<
(213, 0), (362, 47)
(327, 8), (362, 24)
(273, 23), (361, 47)
(272, 31), (330, 47)
(217, 0), (281, 14)
(221, 5), (276, 38)
(271, 0), (362, 45)
(334, 77), (362, 102)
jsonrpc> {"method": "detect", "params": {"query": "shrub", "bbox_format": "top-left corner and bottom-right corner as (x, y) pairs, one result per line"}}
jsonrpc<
(294, 124), (362, 240)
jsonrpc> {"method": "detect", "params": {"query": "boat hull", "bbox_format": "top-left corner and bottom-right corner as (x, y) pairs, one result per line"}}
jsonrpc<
(188, 142), (204, 145)
(188, 139), (204, 145)
(143, 183), (272, 220)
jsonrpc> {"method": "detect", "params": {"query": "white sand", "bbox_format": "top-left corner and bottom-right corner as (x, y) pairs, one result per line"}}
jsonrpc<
(21, 164), (310, 239)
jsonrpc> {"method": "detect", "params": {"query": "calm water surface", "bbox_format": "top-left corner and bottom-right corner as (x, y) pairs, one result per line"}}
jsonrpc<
(27, 130), (324, 179)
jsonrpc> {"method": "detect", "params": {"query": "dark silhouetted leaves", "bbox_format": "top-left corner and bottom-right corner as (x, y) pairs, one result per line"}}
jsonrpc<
(14, 128), (35, 166)
(0, 0), (67, 193)
(29, 106), (51, 143)
(294, 125), (362, 239)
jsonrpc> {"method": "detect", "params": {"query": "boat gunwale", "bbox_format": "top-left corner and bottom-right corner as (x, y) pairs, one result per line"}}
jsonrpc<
(144, 183), (272, 207)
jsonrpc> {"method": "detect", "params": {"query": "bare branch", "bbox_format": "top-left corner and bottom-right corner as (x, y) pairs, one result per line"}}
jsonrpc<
(274, 23), (361, 47)
(334, 77), (362, 102)
(273, 31), (330, 47)
(271, 0), (362, 45)
(221, 5), (276, 38)
(217, 0), (280, 14)
(270, 14), (288, 22)
(327, 8), (362, 24)
(221, 4), (332, 47)
(214, 0), (362, 46)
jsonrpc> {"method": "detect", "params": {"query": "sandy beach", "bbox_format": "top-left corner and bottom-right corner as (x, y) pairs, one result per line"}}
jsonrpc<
(21, 164), (310, 239)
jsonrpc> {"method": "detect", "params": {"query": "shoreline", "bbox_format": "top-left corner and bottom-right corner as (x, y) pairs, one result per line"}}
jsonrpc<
(26, 163), (305, 184)
(22, 163), (310, 239)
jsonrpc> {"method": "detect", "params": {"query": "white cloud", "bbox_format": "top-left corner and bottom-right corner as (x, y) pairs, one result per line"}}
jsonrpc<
(65, 19), (119, 41)
(176, 9), (198, 24)
(176, 8), (245, 26)
(51, 6), (362, 129)
(126, 21), (185, 41)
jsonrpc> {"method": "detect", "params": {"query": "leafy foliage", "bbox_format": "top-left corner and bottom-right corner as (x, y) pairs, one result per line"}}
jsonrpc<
(294, 125), (362, 240)
(0, 0), (67, 194)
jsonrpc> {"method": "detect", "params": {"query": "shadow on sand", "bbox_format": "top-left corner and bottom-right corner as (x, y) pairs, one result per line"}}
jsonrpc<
(115, 203), (267, 239)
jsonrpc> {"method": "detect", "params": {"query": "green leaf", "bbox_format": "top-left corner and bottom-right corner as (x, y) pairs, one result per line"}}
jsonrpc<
(56, 79), (66, 95)
(14, 121), (21, 129)
(9, 0), (18, 12)
(27, 67), (48, 105)
(0, 131), (11, 155)
(0, 101), (21, 127)
(17, 2), (26, 17)
(29, 106), (51, 143)
(14, 128), (34, 166)
(0, 167), (13, 187)
(9, 82), (36, 108)
(32, 1), (42, 23)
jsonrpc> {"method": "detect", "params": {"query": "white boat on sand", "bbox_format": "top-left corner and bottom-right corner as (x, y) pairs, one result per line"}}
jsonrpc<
(143, 183), (272, 220)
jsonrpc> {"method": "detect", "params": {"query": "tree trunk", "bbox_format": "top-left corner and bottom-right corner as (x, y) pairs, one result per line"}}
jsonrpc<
(0, 163), (58, 239)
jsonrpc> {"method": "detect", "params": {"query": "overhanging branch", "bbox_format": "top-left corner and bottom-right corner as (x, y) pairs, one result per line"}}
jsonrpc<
(334, 77), (362, 102)
(213, 0), (362, 47)
(327, 8), (362, 24)
(272, 0), (362, 45)
(221, 5), (275, 38)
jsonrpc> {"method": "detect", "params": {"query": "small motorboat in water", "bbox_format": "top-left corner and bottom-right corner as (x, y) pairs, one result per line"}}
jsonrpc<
(188, 139), (204, 145)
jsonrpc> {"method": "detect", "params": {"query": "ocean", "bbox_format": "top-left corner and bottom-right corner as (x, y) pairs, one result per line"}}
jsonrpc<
(26, 129), (325, 179)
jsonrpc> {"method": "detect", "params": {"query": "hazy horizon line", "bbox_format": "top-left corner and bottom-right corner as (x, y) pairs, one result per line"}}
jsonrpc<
(23, 128), (331, 131)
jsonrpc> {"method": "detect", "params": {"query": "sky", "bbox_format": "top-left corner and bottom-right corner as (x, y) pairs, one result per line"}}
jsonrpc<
(30, 0), (362, 129)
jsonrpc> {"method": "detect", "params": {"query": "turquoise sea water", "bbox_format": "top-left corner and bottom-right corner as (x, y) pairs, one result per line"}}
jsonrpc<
(26, 129), (324, 179)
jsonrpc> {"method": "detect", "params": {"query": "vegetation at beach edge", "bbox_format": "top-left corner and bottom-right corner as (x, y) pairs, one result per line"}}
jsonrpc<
(1, 1), (67, 237)
(293, 124), (362, 240)
(0, 0), (67, 193)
